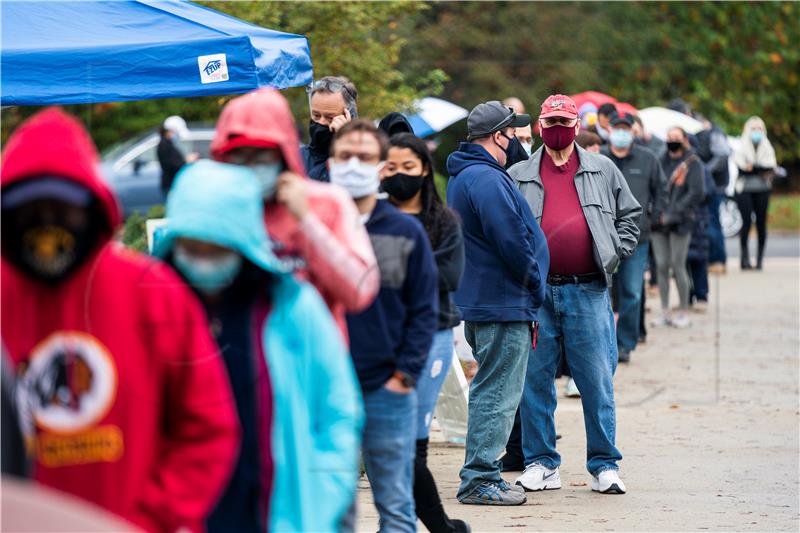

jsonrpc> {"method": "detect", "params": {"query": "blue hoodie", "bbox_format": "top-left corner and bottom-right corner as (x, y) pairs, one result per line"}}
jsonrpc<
(347, 199), (438, 391)
(154, 160), (363, 533)
(446, 142), (549, 322)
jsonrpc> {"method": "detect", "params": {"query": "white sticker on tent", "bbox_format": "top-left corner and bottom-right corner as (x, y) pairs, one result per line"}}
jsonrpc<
(431, 359), (443, 378)
(198, 54), (229, 84)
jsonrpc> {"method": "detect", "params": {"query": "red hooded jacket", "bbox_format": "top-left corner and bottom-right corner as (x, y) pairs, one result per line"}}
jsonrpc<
(1, 109), (239, 533)
(211, 89), (379, 341)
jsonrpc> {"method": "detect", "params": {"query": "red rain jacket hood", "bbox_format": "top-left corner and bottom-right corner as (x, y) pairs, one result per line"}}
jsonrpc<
(211, 87), (306, 176)
(1, 107), (121, 235)
(1, 109), (239, 532)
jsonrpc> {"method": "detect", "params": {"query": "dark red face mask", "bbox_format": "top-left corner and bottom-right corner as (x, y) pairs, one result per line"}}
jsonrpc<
(540, 124), (576, 151)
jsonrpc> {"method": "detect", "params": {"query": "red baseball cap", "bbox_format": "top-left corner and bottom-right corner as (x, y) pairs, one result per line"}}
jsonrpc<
(539, 95), (579, 120)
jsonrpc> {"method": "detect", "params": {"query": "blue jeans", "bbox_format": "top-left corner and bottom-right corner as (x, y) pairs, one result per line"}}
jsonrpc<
(616, 241), (650, 353)
(458, 321), (530, 499)
(520, 280), (622, 476)
(416, 329), (454, 440)
(708, 191), (727, 264)
(363, 387), (418, 533)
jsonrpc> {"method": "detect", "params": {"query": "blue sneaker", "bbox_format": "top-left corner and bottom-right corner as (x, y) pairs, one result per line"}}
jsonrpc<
(459, 480), (527, 505)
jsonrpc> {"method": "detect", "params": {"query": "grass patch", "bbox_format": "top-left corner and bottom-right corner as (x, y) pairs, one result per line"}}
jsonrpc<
(768, 193), (800, 231)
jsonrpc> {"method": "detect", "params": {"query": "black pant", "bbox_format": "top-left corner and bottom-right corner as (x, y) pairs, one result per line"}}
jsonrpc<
(688, 258), (709, 302)
(415, 438), (457, 533)
(736, 190), (770, 266)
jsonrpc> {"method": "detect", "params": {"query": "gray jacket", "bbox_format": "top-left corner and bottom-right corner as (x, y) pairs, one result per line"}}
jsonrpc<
(601, 143), (667, 243)
(508, 144), (642, 286)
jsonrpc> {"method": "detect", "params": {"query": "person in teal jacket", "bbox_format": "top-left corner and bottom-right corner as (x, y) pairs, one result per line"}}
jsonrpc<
(153, 160), (364, 532)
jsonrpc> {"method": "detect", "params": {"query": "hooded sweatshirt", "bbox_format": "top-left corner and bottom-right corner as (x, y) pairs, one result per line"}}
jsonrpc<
(446, 142), (549, 322)
(155, 161), (364, 533)
(211, 89), (379, 341)
(1, 109), (239, 533)
(378, 112), (414, 137)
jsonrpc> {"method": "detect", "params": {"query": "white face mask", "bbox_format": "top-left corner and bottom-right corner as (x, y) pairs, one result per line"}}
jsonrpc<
(172, 245), (243, 295)
(329, 157), (384, 199)
(251, 163), (282, 199)
(521, 142), (532, 156)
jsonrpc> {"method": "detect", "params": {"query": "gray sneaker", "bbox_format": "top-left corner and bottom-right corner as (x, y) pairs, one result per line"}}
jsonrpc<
(499, 479), (526, 494)
(459, 481), (527, 505)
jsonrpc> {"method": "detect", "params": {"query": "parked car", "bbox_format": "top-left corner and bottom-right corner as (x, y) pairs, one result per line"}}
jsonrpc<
(100, 126), (215, 217)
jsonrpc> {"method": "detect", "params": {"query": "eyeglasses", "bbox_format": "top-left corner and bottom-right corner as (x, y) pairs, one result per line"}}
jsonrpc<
(540, 116), (578, 127)
(488, 106), (517, 133)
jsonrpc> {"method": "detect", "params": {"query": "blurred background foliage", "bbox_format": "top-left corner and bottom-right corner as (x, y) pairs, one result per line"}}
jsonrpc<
(2, 1), (798, 174)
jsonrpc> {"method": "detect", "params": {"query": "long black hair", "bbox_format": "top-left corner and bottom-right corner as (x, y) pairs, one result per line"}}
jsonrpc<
(388, 133), (458, 249)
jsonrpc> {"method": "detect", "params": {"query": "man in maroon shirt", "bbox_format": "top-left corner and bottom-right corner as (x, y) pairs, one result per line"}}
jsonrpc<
(508, 95), (641, 496)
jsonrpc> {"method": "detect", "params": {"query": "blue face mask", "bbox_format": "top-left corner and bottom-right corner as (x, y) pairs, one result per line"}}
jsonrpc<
(750, 131), (764, 145)
(173, 246), (243, 295)
(251, 163), (282, 199)
(610, 128), (634, 149)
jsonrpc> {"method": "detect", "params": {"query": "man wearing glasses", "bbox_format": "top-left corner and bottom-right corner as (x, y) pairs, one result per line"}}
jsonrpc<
(447, 101), (549, 506)
(301, 76), (358, 182)
(508, 95), (641, 496)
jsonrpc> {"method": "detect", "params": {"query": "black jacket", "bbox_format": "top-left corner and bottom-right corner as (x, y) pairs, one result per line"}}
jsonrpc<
(688, 170), (716, 262)
(415, 213), (464, 330)
(602, 144), (667, 242)
(655, 149), (705, 236)
(693, 125), (731, 190)
(157, 136), (186, 193)
(300, 144), (329, 182)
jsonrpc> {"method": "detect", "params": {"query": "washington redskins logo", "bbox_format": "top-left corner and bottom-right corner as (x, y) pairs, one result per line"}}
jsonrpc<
(17, 331), (117, 434)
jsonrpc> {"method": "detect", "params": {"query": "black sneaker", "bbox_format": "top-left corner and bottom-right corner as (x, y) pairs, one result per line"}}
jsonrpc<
(618, 348), (630, 363)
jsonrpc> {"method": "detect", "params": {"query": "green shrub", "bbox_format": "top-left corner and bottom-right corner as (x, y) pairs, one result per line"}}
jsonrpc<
(121, 205), (165, 253)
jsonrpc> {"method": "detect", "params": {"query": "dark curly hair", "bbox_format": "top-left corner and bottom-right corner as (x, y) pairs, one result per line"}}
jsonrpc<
(387, 133), (459, 249)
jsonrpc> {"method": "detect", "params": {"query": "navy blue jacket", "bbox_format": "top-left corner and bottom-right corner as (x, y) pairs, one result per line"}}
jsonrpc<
(446, 142), (549, 322)
(346, 200), (438, 391)
(300, 144), (329, 182)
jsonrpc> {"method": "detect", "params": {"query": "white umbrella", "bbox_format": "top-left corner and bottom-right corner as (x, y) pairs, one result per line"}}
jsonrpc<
(405, 97), (469, 138)
(638, 106), (704, 140)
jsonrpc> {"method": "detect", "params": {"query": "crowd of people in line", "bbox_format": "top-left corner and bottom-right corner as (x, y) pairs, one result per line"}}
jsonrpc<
(0, 75), (780, 533)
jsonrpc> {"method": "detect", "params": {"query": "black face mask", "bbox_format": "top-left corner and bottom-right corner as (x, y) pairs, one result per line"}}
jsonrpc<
(667, 141), (684, 153)
(2, 204), (100, 284)
(381, 173), (425, 202)
(308, 120), (334, 155)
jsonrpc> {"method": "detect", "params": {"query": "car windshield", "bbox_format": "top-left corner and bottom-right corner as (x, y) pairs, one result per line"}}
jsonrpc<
(101, 131), (156, 161)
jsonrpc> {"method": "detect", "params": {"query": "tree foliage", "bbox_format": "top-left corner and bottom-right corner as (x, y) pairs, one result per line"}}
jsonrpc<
(401, 1), (799, 163)
(1, 1), (796, 168)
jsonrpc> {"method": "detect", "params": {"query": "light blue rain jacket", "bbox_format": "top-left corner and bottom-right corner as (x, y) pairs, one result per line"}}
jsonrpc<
(154, 160), (364, 532)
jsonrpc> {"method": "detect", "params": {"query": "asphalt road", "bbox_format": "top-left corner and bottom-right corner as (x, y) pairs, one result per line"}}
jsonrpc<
(356, 256), (800, 532)
(726, 231), (799, 259)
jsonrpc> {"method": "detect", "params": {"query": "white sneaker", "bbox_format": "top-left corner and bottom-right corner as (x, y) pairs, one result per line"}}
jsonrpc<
(514, 463), (561, 492)
(564, 378), (580, 398)
(649, 310), (671, 327)
(671, 312), (691, 328)
(591, 470), (626, 494)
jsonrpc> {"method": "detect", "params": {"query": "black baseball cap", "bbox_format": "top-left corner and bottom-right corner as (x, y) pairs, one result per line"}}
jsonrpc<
(467, 101), (530, 140)
(609, 111), (635, 127)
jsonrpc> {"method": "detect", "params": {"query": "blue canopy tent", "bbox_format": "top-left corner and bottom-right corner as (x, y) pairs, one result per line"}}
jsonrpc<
(1, 0), (313, 105)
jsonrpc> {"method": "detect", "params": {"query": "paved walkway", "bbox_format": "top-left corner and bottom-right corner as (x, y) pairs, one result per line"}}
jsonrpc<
(356, 256), (800, 532)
